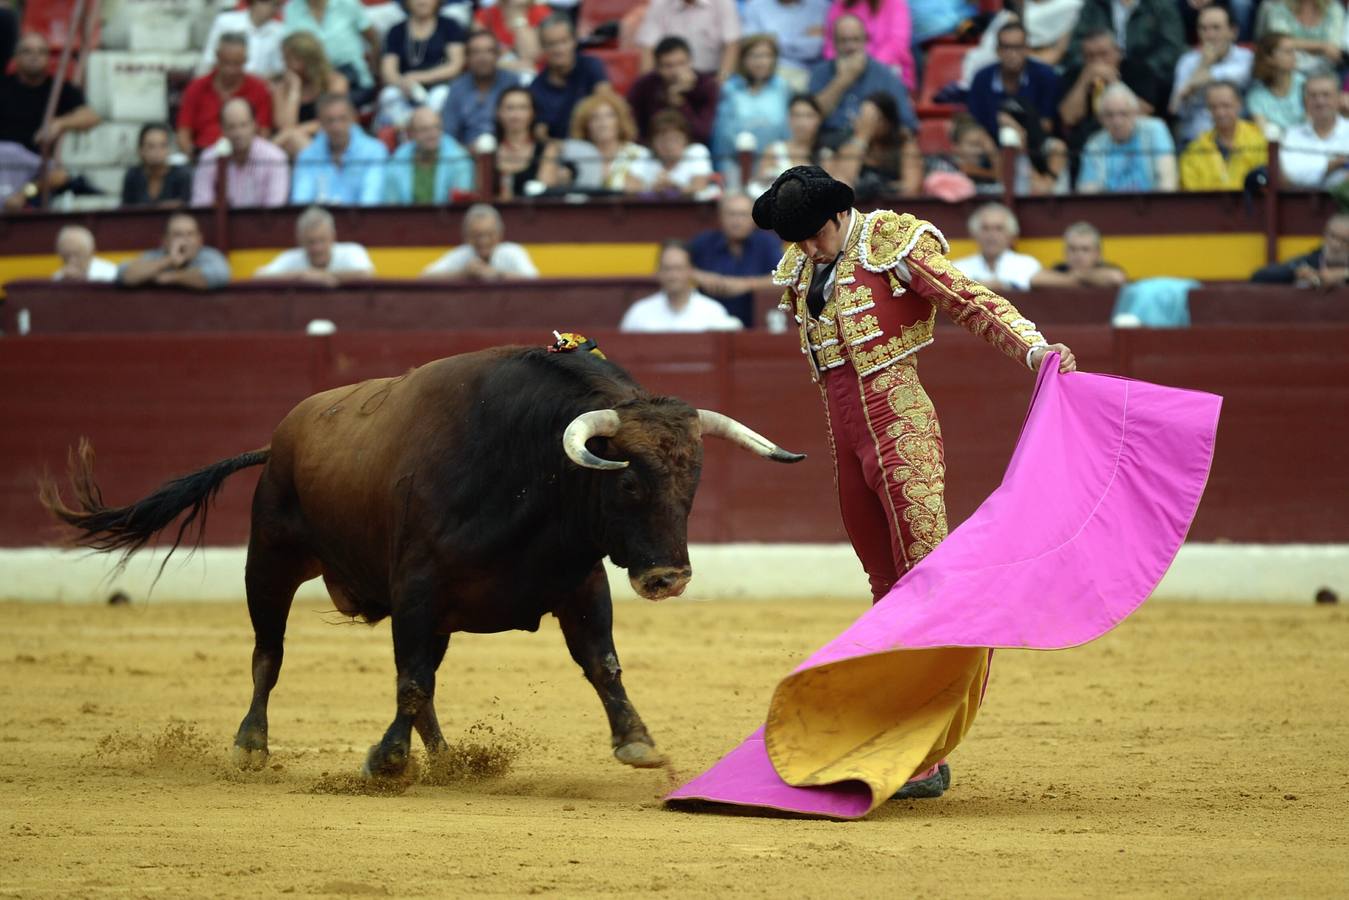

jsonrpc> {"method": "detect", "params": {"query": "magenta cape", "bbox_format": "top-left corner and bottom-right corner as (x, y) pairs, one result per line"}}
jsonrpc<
(666, 360), (1221, 818)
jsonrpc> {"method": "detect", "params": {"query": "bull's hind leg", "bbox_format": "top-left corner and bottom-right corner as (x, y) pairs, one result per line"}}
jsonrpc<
(364, 582), (442, 778)
(232, 534), (318, 769)
(555, 566), (666, 769)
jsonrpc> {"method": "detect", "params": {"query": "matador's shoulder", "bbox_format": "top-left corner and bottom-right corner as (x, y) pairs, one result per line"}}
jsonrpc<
(858, 210), (950, 274)
(771, 243), (808, 287)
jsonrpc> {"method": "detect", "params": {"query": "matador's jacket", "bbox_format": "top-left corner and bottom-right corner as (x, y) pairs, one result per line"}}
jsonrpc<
(773, 208), (1048, 602)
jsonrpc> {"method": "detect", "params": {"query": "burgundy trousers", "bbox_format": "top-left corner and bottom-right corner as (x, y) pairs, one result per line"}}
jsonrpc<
(820, 357), (951, 603)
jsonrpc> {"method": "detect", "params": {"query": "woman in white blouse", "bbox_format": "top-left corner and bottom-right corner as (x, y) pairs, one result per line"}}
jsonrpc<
(560, 93), (649, 194)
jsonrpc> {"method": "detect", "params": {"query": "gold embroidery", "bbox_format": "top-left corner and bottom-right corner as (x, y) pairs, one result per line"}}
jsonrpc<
(873, 364), (948, 566)
(906, 233), (1046, 366)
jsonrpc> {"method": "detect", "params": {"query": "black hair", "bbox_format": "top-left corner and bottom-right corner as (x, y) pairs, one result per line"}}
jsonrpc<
(137, 123), (172, 148)
(654, 36), (691, 60)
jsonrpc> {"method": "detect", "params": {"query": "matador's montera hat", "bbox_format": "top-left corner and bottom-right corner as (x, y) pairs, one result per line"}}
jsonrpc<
(752, 165), (855, 243)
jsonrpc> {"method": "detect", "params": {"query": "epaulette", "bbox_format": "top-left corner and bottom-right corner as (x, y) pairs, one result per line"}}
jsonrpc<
(858, 210), (949, 274)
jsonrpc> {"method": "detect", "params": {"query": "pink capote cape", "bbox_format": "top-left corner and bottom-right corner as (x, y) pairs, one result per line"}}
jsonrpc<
(666, 358), (1221, 819)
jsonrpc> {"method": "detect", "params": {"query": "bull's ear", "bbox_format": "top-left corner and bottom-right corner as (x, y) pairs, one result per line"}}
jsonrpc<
(697, 410), (806, 463)
(563, 409), (629, 470)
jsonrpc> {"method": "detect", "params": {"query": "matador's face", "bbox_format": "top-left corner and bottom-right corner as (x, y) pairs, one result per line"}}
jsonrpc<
(797, 216), (845, 265)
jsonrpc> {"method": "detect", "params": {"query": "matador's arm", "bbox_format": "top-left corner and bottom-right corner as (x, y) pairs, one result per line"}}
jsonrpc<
(901, 232), (1049, 370)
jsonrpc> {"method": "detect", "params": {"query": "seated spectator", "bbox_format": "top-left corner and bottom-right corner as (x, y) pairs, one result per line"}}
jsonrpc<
(272, 31), (350, 157)
(1077, 83), (1178, 193)
(1059, 29), (1139, 155)
(967, 21), (1060, 142)
(993, 99), (1071, 195)
(442, 30), (519, 148)
(960, 0), (1082, 86)
(824, 0), (915, 91)
(1180, 82), (1268, 191)
(0, 140), (71, 212)
(688, 192), (783, 327)
(755, 94), (831, 189)
(711, 35), (791, 183)
(291, 94), (389, 206)
(1251, 212), (1349, 285)
(0, 33), (99, 154)
(384, 106), (473, 203)
(375, 0), (466, 128)
(561, 93), (651, 193)
(633, 110), (715, 198)
(635, 0), (741, 79)
(807, 13), (917, 146)
(494, 86), (565, 199)
(826, 92), (922, 199)
(952, 202), (1041, 293)
(53, 225), (117, 282)
(740, 0), (831, 78)
(1247, 32), (1307, 134)
(1065, 0), (1185, 119)
(422, 203), (539, 280)
(529, 15), (609, 141)
(1255, 0), (1343, 74)
(1170, 6), (1253, 147)
(621, 241), (744, 332)
(475, 0), (549, 72)
(628, 37), (721, 146)
(117, 213), (232, 290)
(255, 205), (374, 285)
(192, 98), (291, 208)
(121, 124), (193, 208)
(925, 114), (1001, 194)
(283, 0), (379, 105)
(1030, 221), (1127, 288)
(199, 0), (286, 80)
(1279, 71), (1349, 189)
(178, 33), (274, 156)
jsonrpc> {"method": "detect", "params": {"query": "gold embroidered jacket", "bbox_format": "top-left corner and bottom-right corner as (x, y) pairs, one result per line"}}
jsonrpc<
(772, 209), (1049, 381)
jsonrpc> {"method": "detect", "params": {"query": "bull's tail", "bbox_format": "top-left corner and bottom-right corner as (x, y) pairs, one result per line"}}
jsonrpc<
(38, 438), (270, 570)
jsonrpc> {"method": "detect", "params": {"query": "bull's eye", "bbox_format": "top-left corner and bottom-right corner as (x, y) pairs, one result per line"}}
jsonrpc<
(619, 471), (642, 499)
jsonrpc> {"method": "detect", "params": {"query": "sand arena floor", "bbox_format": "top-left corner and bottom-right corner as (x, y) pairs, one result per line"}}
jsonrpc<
(0, 596), (1345, 898)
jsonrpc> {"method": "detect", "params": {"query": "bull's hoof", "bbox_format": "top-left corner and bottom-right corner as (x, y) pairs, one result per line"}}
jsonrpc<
(614, 741), (667, 769)
(362, 742), (410, 779)
(232, 744), (269, 771)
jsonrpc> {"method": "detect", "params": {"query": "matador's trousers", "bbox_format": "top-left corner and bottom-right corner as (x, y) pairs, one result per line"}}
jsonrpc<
(821, 357), (951, 604)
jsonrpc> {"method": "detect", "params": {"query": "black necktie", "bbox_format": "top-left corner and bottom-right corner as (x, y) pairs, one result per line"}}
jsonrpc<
(806, 255), (839, 320)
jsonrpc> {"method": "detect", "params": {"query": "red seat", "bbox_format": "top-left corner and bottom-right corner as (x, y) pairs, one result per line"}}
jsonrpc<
(21, 0), (101, 51)
(916, 44), (968, 118)
(590, 47), (641, 97)
(917, 117), (953, 156)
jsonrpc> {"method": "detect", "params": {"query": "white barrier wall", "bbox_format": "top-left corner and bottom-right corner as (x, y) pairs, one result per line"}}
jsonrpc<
(1, 544), (1344, 605)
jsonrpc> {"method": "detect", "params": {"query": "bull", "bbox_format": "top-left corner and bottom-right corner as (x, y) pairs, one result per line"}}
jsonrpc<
(41, 345), (803, 776)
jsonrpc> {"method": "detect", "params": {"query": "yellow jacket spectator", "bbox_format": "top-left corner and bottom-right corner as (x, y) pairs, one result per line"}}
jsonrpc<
(1180, 81), (1268, 191)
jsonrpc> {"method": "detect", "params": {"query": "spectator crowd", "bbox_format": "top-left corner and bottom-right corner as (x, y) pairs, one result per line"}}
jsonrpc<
(10, 0), (1349, 213)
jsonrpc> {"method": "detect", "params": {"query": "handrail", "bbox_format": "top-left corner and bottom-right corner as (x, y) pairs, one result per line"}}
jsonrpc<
(37, 0), (90, 208)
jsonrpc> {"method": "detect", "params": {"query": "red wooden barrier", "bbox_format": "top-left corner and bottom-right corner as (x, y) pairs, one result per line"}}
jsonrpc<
(4, 326), (1346, 548)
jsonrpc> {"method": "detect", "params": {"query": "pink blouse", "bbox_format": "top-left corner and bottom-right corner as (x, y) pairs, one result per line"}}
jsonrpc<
(823, 0), (916, 91)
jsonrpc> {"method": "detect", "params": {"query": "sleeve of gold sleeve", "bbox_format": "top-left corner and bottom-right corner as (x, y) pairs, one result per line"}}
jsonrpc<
(903, 233), (1048, 369)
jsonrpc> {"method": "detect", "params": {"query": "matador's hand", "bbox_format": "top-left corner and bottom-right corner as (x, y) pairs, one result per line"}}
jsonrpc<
(1032, 343), (1077, 373)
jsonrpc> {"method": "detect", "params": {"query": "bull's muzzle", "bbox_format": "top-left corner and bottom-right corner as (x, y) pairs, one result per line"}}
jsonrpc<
(630, 566), (692, 601)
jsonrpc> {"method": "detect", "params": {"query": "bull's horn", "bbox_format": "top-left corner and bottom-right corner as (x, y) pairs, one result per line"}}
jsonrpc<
(562, 409), (628, 471)
(697, 410), (806, 463)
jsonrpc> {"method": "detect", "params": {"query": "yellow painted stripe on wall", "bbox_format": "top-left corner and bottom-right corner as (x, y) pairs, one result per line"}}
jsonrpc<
(0, 234), (1305, 286)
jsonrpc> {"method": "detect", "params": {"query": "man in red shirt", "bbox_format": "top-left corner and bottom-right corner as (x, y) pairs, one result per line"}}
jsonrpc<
(177, 32), (273, 155)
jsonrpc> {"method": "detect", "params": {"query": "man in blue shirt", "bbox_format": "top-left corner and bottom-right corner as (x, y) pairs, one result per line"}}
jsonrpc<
(689, 193), (782, 328)
(741, 0), (831, 73)
(807, 13), (918, 144)
(291, 94), (389, 206)
(442, 30), (520, 147)
(966, 21), (1060, 141)
(529, 14), (609, 140)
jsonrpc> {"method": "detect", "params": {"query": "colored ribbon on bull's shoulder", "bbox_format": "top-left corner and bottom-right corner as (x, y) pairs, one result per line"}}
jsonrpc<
(549, 331), (607, 360)
(666, 359), (1222, 819)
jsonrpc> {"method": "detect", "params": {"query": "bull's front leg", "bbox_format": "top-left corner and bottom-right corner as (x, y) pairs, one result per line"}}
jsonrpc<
(555, 566), (667, 769)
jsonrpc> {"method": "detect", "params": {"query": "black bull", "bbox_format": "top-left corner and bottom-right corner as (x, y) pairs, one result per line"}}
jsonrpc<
(41, 346), (803, 775)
